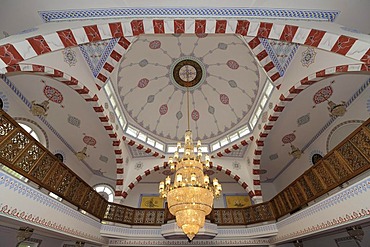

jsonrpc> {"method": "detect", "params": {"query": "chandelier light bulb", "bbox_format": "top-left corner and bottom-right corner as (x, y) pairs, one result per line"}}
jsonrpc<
(204, 175), (209, 184)
(177, 173), (183, 183)
(166, 176), (171, 185)
(191, 173), (196, 182)
(159, 181), (164, 190)
(213, 178), (219, 187)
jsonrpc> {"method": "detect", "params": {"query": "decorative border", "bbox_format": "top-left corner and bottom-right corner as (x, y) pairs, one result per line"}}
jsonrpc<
(109, 238), (270, 246)
(79, 38), (119, 77)
(259, 37), (299, 76)
(38, 8), (339, 22)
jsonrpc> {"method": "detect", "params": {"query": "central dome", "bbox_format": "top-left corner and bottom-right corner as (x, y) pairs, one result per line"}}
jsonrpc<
(117, 34), (260, 143)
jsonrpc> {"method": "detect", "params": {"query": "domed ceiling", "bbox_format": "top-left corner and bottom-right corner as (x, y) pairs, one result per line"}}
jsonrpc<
(117, 34), (260, 144)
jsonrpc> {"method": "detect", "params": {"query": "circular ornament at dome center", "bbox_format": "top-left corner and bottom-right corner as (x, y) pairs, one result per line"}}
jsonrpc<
(170, 57), (206, 91)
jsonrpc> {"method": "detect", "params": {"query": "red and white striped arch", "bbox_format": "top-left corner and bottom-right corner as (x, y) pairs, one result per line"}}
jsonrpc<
(122, 161), (256, 201)
(3, 63), (126, 199)
(0, 19), (369, 80)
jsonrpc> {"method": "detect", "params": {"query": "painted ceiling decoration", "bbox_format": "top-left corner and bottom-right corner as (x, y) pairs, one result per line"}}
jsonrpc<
(79, 38), (119, 77)
(312, 80), (347, 117)
(301, 47), (316, 67)
(62, 47), (77, 67)
(30, 79), (64, 117)
(75, 134), (97, 161)
(259, 38), (299, 76)
(117, 34), (260, 143)
(38, 8), (339, 22)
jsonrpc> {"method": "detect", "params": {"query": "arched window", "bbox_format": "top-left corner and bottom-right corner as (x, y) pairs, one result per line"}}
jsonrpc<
(15, 119), (48, 148)
(94, 184), (114, 202)
(19, 123), (40, 142)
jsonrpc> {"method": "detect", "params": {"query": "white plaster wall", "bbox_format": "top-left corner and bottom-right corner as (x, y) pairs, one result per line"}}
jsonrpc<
(260, 182), (278, 202)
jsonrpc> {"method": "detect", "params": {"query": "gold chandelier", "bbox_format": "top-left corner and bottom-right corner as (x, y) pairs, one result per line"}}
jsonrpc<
(159, 84), (222, 241)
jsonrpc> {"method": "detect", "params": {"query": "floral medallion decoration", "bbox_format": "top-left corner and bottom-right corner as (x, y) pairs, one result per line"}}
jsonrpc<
(297, 113), (310, 126)
(76, 134), (97, 161)
(191, 109), (200, 121)
(83, 135), (97, 146)
(159, 104), (168, 115)
(227, 60), (239, 70)
(44, 85), (64, 105)
(282, 132), (302, 159)
(138, 78), (149, 88)
(301, 47), (316, 67)
(311, 81), (346, 116)
(149, 40), (161, 49)
(63, 47), (77, 66)
(220, 94), (229, 104)
(30, 80), (64, 117)
(282, 133), (296, 144)
(313, 85), (333, 105)
(67, 114), (81, 127)
(135, 161), (143, 170)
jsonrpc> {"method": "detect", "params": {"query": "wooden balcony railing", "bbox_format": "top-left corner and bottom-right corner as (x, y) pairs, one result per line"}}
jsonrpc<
(0, 108), (369, 226)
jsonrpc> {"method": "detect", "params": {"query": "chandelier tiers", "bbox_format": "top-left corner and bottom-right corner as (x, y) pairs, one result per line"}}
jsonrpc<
(159, 130), (222, 241)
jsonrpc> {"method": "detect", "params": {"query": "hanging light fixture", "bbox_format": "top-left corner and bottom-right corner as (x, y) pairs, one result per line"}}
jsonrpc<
(159, 78), (222, 241)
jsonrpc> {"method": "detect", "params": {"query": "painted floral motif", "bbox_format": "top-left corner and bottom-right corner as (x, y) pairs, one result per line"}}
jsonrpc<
(138, 78), (149, 88)
(220, 94), (229, 104)
(227, 60), (239, 70)
(149, 40), (161, 49)
(63, 47), (77, 66)
(313, 86), (333, 104)
(83, 135), (97, 146)
(297, 113), (310, 126)
(43, 85), (63, 104)
(159, 104), (168, 115)
(301, 47), (316, 67)
(282, 133), (296, 144)
(191, 109), (200, 121)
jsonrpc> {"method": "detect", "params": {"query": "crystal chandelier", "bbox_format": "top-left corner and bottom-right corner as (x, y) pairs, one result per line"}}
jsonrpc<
(159, 83), (222, 241)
